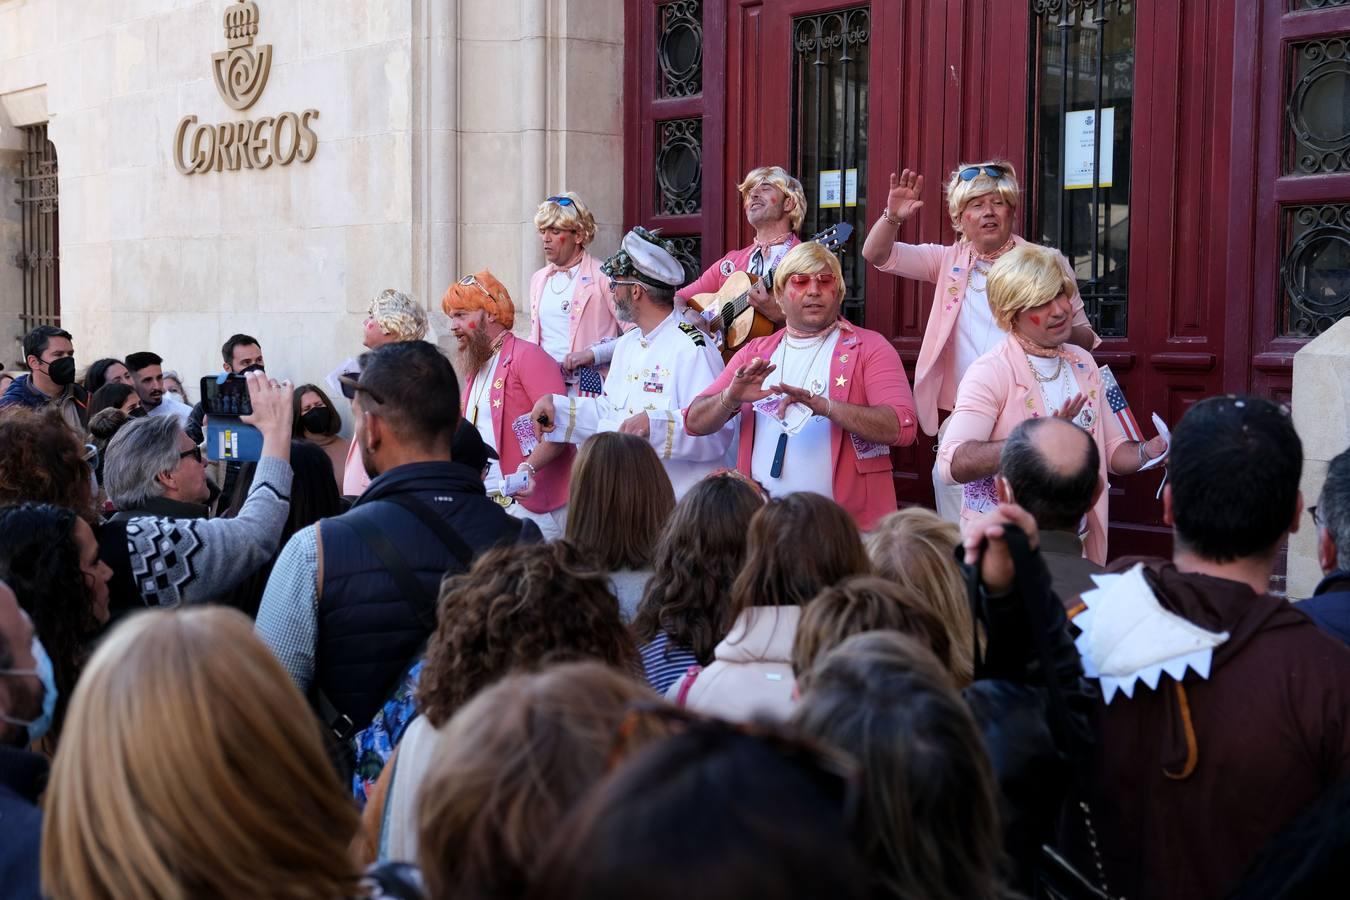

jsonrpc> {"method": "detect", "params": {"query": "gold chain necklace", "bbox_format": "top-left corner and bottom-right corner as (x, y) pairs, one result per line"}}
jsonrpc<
(1026, 353), (1064, 383)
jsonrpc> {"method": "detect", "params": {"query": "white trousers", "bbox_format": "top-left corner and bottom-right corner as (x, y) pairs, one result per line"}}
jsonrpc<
(932, 416), (964, 524)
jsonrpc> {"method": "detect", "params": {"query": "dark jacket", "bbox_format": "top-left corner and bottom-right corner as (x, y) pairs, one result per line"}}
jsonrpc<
(315, 461), (540, 731)
(1039, 529), (1105, 609)
(108, 495), (210, 522)
(958, 529), (1095, 890)
(0, 745), (48, 900)
(1296, 570), (1350, 646)
(1082, 559), (1350, 900)
(0, 374), (88, 431)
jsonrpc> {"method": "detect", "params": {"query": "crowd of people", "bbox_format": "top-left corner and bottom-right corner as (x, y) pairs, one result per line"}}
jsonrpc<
(0, 169), (1348, 900)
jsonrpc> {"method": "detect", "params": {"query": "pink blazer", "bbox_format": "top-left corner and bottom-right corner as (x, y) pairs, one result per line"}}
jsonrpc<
(936, 334), (1127, 565)
(694, 320), (919, 531)
(878, 235), (1099, 436)
(460, 333), (572, 514)
(678, 234), (803, 300)
(527, 252), (629, 359)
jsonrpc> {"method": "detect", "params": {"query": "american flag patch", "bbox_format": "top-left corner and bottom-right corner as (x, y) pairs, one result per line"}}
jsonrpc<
(576, 366), (604, 397)
(1099, 365), (1143, 441)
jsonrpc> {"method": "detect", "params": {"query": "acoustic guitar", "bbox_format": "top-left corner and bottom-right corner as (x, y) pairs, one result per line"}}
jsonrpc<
(687, 222), (854, 363)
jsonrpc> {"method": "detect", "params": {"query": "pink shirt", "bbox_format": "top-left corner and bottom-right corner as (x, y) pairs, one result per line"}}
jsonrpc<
(527, 252), (629, 359)
(936, 334), (1128, 565)
(459, 333), (572, 513)
(877, 236), (1099, 436)
(694, 319), (919, 531)
(679, 234), (803, 300)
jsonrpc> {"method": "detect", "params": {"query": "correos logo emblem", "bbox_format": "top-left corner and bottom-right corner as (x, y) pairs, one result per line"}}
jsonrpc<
(174, 0), (319, 176)
(212, 0), (272, 110)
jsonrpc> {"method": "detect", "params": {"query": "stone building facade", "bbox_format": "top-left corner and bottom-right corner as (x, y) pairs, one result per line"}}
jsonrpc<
(0, 0), (624, 383)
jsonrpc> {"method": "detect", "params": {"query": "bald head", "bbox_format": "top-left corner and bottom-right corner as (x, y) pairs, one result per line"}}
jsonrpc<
(1001, 417), (1100, 532)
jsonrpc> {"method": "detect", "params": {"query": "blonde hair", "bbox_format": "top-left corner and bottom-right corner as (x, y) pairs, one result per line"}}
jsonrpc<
(42, 608), (362, 900)
(534, 192), (598, 247)
(772, 241), (845, 299)
(738, 166), (808, 232)
(864, 508), (978, 687)
(945, 160), (1019, 236)
(368, 288), (429, 341)
(985, 243), (1076, 331)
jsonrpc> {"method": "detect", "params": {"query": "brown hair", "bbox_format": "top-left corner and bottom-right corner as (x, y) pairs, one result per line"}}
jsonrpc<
(41, 608), (361, 900)
(418, 662), (661, 900)
(792, 575), (953, 690)
(792, 632), (1006, 900)
(865, 508), (979, 687)
(0, 407), (96, 522)
(291, 383), (342, 438)
(565, 432), (675, 571)
(631, 473), (765, 662)
(729, 493), (869, 617)
(416, 541), (640, 728)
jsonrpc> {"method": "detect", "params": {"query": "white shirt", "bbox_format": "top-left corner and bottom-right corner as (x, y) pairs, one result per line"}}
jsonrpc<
(544, 307), (735, 497)
(147, 393), (193, 426)
(1029, 353), (1074, 415)
(750, 329), (838, 499)
(468, 353), (503, 492)
(953, 259), (1001, 384)
(538, 270), (577, 362)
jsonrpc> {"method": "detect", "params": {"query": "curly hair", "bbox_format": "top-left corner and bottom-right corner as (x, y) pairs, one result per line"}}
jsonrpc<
(0, 408), (96, 522)
(632, 473), (764, 663)
(416, 542), (639, 728)
(0, 503), (98, 742)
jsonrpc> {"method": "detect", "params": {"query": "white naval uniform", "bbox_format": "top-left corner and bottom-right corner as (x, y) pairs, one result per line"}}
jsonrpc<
(544, 308), (735, 497)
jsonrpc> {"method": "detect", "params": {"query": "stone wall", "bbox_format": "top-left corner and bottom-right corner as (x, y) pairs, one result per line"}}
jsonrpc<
(0, 0), (624, 391)
(1289, 319), (1350, 598)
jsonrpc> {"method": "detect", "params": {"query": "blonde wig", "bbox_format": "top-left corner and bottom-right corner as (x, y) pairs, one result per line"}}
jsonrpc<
(368, 288), (429, 342)
(985, 243), (1077, 331)
(534, 192), (598, 247)
(42, 607), (362, 900)
(738, 166), (808, 232)
(772, 241), (845, 300)
(864, 508), (979, 687)
(945, 159), (1020, 237)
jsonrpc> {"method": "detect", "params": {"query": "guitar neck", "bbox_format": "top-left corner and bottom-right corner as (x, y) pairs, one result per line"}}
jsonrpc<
(703, 291), (752, 331)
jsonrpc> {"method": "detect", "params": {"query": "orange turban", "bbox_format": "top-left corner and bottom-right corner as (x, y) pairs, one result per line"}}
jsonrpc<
(441, 270), (515, 329)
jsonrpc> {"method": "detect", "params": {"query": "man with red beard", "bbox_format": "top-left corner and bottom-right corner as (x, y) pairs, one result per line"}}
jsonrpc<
(443, 270), (572, 539)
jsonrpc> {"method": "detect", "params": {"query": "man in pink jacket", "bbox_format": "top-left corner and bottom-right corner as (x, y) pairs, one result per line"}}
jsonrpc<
(677, 165), (806, 326)
(526, 192), (631, 380)
(444, 270), (572, 539)
(686, 242), (919, 531)
(862, 160), (1100, 520)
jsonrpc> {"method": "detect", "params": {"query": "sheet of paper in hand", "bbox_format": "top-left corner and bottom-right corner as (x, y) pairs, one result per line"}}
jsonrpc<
(1137, 412), (1170, 472)
(751, 393), (814, 434)
(512, 413), (539, 455)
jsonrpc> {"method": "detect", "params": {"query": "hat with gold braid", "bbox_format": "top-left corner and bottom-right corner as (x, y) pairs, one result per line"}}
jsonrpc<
(601, 226), (686, 290)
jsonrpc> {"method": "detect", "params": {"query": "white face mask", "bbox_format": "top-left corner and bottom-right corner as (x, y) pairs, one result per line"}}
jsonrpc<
(164, 389), (183, 401)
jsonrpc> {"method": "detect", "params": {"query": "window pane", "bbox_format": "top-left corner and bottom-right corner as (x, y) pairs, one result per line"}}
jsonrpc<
(1032, 1), (1136, 339)
(1286, 37), (1350, 175)
(1281, 203), (1350, 337)
(659, 0), (703, 98)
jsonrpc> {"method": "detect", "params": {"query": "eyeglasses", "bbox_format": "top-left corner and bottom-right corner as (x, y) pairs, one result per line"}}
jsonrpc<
(1311, 505), (1323, 527)
(958, 165), (1006, 182)
(338, 374), (387, 405)
(458, 274), (496, 302)
(787, 273), (838, 288)
(545, 195), (575, 206)
(608, 278), (639, 293)
(179, 446), (203, 464)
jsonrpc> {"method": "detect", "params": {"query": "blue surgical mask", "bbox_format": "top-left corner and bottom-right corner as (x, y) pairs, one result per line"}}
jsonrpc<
(1, 635), (58, 744)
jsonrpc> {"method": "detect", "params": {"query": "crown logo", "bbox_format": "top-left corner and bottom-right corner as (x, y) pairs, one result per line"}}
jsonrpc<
(212, 0), (272, 111)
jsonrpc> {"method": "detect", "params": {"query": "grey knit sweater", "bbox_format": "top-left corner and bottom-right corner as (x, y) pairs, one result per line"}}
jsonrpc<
(123, 455), (293, 608)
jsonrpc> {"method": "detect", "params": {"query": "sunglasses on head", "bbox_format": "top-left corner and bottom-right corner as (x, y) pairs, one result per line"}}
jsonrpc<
(459, 274), (496, 302)
(787, 273), (838, 287)
(338, 375), (387, 405)
(545, 196), (575, 206)
(959, 165), (1006, 182)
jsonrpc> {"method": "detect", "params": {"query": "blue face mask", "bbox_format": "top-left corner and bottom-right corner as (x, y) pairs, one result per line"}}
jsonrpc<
(1, 636), (58, 744)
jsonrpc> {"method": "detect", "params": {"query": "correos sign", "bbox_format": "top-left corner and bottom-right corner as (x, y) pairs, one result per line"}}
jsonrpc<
(173, 0), (319, 175)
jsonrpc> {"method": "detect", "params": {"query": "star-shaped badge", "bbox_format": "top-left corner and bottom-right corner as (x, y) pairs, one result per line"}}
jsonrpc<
(835, 375), (847, 387)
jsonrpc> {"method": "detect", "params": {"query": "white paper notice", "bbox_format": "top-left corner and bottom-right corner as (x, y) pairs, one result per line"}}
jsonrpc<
(844, 168), (858, 207)
(1064, 107), (1115, 190)
(819, 169), (842, 209)
(1138, 412), (1170, 471)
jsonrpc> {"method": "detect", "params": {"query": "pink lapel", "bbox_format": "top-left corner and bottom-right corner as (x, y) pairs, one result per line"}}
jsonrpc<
(828, 320), (862, 459)
(1005, 336), (1049, 422)
(567, 254), (603, 347)
(488, 333), (515, 450)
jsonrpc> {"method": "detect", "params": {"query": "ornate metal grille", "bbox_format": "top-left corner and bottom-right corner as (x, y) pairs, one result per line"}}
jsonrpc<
(1031, 0), (1135, 338)
(14, 123), (60, 331)
(655, 117), (702, 216)
(1280, 203), (1350, 337)
(791, 7), (870, 326)
(659, 0), (702, 98)
(1286, 37), (1350, 175)
(667, 235), (703, 285)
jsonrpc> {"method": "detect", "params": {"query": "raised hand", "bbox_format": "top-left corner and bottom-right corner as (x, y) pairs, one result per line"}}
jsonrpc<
(1053, 392), (1088, 421)
(886, 169), (925, 223)
(725, 357), (779, 406)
